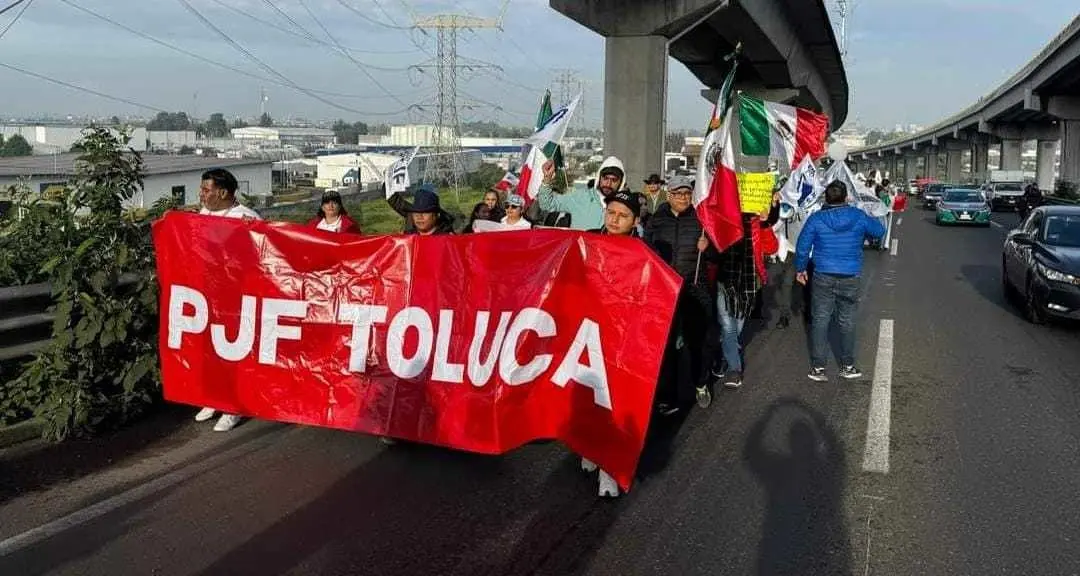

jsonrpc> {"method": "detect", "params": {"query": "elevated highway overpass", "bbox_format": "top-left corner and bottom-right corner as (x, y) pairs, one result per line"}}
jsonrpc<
(851, 14), (1080, 190)
(550, 0), (848, 187)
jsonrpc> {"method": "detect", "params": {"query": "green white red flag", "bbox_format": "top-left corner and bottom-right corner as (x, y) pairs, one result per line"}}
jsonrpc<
(738, 94), (829, 170)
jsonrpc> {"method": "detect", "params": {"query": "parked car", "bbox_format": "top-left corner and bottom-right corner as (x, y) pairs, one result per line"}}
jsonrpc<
(922, 183), (951, 209)
(1002, 206), (1080, 324)
(936, 188), (991, 226)
(988, 181), (1025, 212)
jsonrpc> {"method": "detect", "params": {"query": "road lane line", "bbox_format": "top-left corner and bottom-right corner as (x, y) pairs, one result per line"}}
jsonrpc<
(0, 425), (291, 557)
(862, 319), (894, 474)
(991, 221), (1004, 229)
(896, 217), (903, 226)
(889, 239), (898, 256)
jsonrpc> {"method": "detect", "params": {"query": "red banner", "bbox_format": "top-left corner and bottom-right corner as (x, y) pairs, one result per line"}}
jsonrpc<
(152, 212), (682, 489)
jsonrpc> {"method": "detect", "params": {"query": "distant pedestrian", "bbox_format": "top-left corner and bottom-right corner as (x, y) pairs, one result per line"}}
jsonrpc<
(639, 173), (668, 228)
(796, 181), (886, 382)
(194, 168), (261, 433)
(483, 189), (506, 222)
(308, 190), (361, 234)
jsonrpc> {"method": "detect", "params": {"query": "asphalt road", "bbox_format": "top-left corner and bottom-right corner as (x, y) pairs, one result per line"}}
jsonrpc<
(2, 206), (1079, 575)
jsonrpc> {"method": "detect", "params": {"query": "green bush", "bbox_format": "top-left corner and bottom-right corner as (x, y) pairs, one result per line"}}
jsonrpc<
(4, 128), (170, 438)
(0, 185), (68, 286)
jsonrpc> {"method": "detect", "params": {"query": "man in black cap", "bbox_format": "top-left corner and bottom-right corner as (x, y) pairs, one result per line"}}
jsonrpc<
(640, 173), (668, 228)
(387, 183), (455, 235)
(592, 190), (642, 236)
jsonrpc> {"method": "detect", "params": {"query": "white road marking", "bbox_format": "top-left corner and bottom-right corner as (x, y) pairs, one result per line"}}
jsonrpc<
(862, 319), (894, 474)
(991, 221), (1004, 229)
(889, 238), (899, 256)
(0, 426), (289, 556)
(896, 217), (903, 226)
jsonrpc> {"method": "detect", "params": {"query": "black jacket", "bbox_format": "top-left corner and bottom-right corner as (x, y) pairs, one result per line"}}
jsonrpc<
(644, 204), (717, 279)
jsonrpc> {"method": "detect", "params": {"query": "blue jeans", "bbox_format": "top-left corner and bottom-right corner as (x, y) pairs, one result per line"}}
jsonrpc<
(810, 273), (860, 368)
(716, 292), (746, 373)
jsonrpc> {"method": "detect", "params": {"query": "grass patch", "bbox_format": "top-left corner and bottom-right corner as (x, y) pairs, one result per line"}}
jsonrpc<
(270, 188), (487, 235)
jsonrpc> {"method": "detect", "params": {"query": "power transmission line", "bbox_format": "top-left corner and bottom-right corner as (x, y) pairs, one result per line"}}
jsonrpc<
(295, 0), (409, 107)
(59, 0), (408, 103)
(334, 0), (412, 30)
(174, 0), (381, 116)
(0, 0), (29, 17)
(0, 0), (31, 41)
(0, 60), (165, 111)
(205, 0), (416, 55)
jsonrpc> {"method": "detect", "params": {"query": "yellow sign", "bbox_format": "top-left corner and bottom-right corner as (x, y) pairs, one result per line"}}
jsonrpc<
(737, 172), (776, 214)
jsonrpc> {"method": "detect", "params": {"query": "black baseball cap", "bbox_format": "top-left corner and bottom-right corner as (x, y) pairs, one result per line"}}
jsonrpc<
(605, 191), (641, 218)
(643, 173), (666, 184)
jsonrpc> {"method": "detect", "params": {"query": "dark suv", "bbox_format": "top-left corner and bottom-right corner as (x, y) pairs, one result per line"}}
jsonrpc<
(923, 183), (950, 209)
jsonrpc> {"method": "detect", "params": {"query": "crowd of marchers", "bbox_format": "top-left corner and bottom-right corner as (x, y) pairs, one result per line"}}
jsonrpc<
(186, 157), (887, 498)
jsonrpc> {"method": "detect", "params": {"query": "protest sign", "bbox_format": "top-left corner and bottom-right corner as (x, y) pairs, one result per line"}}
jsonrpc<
(737, 172), (776, 214)
(153, 212), (682, 489)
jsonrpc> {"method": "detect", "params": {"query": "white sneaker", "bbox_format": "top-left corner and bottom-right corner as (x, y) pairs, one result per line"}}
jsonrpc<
(194, 407), (216, 422)
(597, 470), (620, 498)
(580, 457), (598, 473)
(213, 414), (242, 432)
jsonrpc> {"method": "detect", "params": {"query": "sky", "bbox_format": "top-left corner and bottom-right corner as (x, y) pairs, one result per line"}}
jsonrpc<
(0, 0), (1077, 131)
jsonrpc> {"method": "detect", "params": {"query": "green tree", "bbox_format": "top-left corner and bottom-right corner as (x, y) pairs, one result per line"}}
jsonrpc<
(1, 134), (33, 157)
(258, 112), (273, 127)
(204, 113), (229, 138)
(466, 163), (506, 192)
(146, 112), (192, 131)
(331, 120), (370, 145)
(110, 116), (121, 125)
(8, 127), (172, 437)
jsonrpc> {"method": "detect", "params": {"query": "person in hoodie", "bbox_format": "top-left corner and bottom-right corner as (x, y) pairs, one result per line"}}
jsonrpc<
(795, 181), (886, 382)
(387, 183), (455, 235)
(538, 156), (626, 231)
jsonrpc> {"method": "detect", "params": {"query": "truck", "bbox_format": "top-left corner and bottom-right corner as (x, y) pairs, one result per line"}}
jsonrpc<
(986, 170), (1031, 212)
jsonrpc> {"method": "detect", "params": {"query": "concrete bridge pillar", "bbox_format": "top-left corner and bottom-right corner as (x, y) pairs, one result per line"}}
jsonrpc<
(1036, 140), (1059, 191)
(946, 149), (964, 183)
(972, 140), (990, 184)
(925, 149), (940, 180)
(1000, 139), (1023, 171)
(1061, 121), (1080, 186)
(604, 35), (668, 189)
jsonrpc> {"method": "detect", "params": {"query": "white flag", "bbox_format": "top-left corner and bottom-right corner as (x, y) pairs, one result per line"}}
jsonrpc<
(780, 155), (824, 210)
(384, 146), (420, 199)
(525, 94), (581, 149)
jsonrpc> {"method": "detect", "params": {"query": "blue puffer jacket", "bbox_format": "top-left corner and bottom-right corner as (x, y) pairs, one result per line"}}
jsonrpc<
(795, 204), (886, 276)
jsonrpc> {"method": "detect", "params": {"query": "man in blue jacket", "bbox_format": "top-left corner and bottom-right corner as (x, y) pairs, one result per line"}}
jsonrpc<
(795, 181), (886, 382)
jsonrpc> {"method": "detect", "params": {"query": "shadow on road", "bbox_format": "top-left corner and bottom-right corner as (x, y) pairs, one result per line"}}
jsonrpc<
(0, 403), (193, 505)
(743, 398), (852, 576)
(960, 264), (1024, 319)
(193, 442), (617, 576)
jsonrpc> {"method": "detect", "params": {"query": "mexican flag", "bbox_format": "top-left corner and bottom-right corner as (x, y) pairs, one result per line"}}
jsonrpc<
(739, 94), (829, 170)
(535, 91), (564, 170)
(694, 101), (744, 253)
(517, 94), (581, 204)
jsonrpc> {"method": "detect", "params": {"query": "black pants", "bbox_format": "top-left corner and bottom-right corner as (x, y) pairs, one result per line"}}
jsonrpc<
(656, 284), (715, 406)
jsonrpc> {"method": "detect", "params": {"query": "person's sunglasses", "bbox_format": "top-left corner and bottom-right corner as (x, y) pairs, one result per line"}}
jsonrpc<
(504, 204), (520, 209)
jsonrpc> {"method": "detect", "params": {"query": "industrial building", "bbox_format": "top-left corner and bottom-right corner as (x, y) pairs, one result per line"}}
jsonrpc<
(313, 149), (483, 189)
(0, 154), (271, 208)
(1, 125), (148, 154)
(230, 126), (336, 149)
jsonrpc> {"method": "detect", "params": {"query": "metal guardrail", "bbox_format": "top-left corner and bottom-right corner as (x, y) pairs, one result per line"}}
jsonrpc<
(0, 281), (53, 364)
(0, 273), (141, 365)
